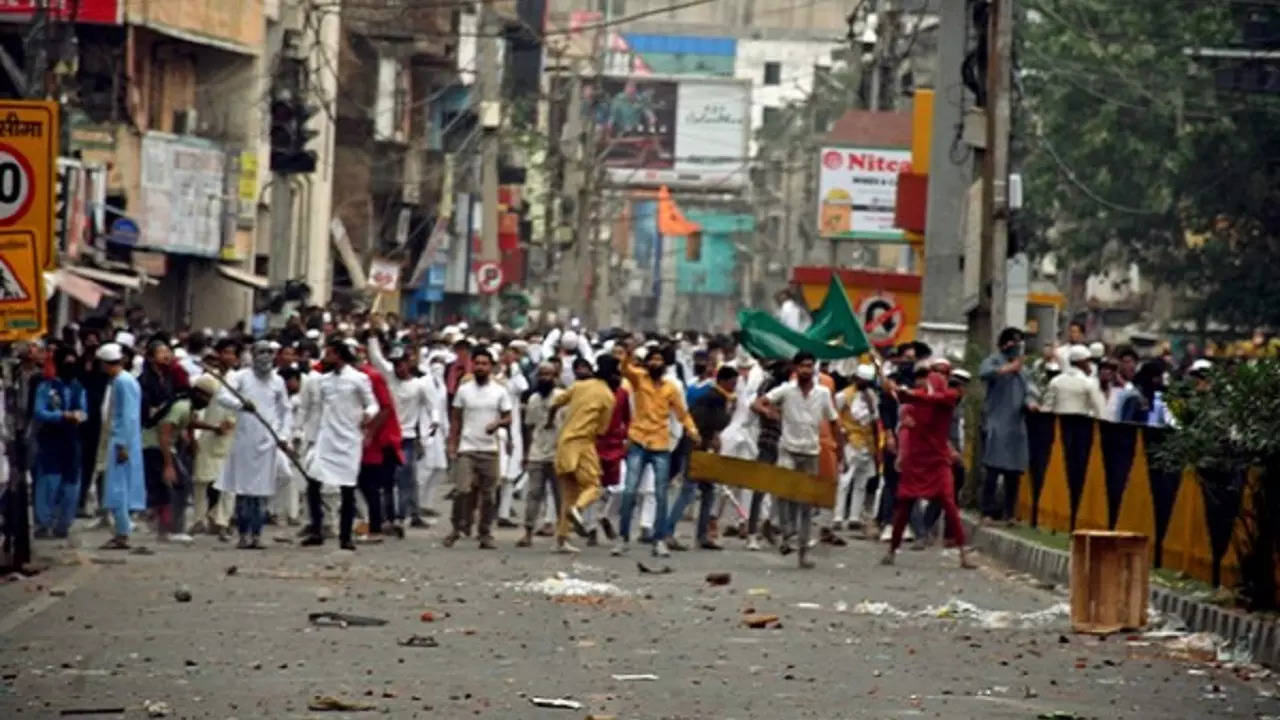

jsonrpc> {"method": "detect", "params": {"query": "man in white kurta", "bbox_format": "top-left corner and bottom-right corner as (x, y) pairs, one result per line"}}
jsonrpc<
(215, 341), (291, 549)
(301, 340), (379, 551)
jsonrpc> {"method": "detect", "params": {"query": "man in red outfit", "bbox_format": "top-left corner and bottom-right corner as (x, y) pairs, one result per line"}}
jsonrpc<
(881, 363), (975, 569)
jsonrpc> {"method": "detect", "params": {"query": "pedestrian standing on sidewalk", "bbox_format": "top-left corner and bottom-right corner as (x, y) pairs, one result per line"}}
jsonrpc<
(32, 347), (87, 539)
(96, 343), (144, 550)
(215, 341), (291, 550)
(751, 351), (844, 569)
(301, 338), (379, 551)
(978, 327), (1035, 524)
(548, 355), (619, 554)
(516, 361), (563, 548)
(444, 349), (512, 549)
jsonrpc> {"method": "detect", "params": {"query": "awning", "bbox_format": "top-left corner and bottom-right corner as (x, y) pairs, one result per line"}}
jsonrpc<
(217, 264), (270, 290)
(65, 265), (151, 290)
(45, 270), (118, 309)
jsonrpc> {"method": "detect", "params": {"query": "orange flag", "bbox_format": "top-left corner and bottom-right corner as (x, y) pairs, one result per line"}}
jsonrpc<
(657, 185), (703, 261)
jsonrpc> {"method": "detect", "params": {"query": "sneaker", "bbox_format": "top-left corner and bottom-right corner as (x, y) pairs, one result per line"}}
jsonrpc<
(585, 529), (599, 547)
(555, 540), (580, 554)
(652, 540), (670, 558)
(169, 533), (194, 545)
(666, 537), (688, 552)
(300, 535), (324, 547)
(568, 507), (588, 537)
(599, 517), (616, 541)
(496, 517), (519, 529)
(746, 536), (762, 551)
(610, 541), (629, 557)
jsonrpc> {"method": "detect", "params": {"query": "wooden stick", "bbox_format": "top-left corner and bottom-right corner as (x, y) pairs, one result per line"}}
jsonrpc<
(198, 363), (314, 484)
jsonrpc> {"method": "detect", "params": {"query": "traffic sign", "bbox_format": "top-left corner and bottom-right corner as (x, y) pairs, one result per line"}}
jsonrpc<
(474, 261), (503, 295)
(0, 101), (58, 271)
(858, 294), (905, 348)
(0, 230), (46, 341)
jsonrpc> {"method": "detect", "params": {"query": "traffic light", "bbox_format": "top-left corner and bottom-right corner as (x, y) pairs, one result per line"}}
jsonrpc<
(269, 97), (319, 174)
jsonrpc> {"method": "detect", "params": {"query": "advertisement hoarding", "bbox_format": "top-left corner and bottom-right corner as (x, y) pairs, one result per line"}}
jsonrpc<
(817, 145), (913, 240)
(589, 75), (749, 189)
(139, 132), (227, 257)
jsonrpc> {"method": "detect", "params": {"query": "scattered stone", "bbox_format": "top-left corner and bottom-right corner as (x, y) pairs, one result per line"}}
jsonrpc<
(173, 587), (192, 603)
(704, 572), (731, 586)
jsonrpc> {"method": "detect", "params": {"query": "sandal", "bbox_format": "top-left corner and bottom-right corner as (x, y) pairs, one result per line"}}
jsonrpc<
(99, 536), (131, 551)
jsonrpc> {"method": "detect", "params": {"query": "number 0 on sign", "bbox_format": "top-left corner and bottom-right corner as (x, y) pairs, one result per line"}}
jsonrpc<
(0, 144), (34, 226)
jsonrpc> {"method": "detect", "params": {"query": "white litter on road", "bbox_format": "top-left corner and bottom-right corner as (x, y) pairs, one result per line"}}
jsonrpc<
(848, 597), (1069, 629)
(507, 571), (629, 598)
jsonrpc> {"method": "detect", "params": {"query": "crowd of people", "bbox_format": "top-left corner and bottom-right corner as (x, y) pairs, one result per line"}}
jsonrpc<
(0, 302), (993, 571)
(3, 298), (1242, 573)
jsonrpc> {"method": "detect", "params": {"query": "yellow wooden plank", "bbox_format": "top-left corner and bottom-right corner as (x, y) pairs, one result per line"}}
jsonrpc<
(687, 451), (836, 508)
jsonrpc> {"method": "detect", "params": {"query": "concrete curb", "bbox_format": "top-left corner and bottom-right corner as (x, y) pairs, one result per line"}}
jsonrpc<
(961, 515), (1280, 668)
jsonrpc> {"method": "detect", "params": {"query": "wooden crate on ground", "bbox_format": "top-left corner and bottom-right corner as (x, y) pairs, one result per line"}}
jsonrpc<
(1070, 530), (1150, 634)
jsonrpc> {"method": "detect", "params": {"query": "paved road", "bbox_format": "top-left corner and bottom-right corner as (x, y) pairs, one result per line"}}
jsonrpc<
(1, 518), (1275, 719)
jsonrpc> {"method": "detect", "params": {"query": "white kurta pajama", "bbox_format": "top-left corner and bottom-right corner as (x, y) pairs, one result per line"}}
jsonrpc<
(305, 365), (379, 487)
(215, 368), (291, 499)
(497, 368), (528, 523)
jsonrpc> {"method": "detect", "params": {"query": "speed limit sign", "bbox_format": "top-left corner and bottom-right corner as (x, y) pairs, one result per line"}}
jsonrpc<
(0, 144), (34, 227)
(0, 101), (57, 271)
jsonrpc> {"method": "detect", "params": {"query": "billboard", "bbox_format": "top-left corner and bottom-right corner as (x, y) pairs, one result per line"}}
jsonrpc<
(817, 145), (913, 240)
(139, 132), (228, 257)
(0, 0), (120, 24)
(589, 76), (749, 189)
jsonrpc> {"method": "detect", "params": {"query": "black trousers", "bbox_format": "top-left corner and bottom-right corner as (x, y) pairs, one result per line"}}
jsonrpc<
(357, 451), (398, 534)
(306, 480), (356, 545)
(981, 466), (1021, 521)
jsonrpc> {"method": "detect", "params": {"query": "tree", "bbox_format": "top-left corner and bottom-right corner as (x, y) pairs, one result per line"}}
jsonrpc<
(1157, 360), (1280, 610)
(1016, 0), (1280, 330)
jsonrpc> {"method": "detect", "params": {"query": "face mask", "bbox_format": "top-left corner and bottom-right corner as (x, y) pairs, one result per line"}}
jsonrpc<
(537, 379), (555, 392)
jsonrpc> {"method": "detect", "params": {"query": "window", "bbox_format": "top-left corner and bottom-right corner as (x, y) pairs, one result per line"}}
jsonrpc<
(761, 106), (782, 130)
(763, 61), (781, 86)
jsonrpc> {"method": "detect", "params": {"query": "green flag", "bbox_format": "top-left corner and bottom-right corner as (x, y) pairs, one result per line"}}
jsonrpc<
(737, 275), (872, 361)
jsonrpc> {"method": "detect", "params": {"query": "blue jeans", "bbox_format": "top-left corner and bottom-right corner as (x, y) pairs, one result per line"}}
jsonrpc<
(619, 443), (672, 542)
(663, 479), (716, 543)
(35, 472), (81, 535)
(235, 495), (265, 537)
(395, 439), (418, 521)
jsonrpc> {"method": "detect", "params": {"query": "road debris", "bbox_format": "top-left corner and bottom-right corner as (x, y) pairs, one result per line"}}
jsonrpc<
(794, 602), (822, 610)
(741, 613), (780, 629)
(308, 612), (388, 627)
(528, 696), (583, 710)
(308, 695), (377, 712)
(59, 708), (127, 716)
(88, 557), (127, 565)
(172, 587), (192, 603)
(420, 610), (437, 622)
(611, 673), (659, 681)
(224, 565), (237, 576)
(507, 573), (629, 598)
(705, 572), (731, 586)
(398, 635), (439, 648)
(746, 587), (770, 596)
(144, 700), (171, 717)
(637, 562), (672, 575)
(848, 598), (1069, 629)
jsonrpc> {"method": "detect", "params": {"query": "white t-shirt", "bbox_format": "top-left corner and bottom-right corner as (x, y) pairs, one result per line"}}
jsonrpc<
(765, 380), (836, 456)
(452, 379), (513, 453)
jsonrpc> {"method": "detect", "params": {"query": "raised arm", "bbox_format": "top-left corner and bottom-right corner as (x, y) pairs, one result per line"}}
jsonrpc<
(367, 334), (394, 376)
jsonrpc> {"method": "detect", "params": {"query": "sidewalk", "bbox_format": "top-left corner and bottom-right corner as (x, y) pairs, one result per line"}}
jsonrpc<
(961, 512), (1280, 668)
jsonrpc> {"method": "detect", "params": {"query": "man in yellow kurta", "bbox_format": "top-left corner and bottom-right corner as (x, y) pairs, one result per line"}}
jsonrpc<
(550, 355), (619, 553)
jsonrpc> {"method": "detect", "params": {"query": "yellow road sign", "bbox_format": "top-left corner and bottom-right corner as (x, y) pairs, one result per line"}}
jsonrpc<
(0, 230), (46, 341)
(0, 100), (58, 271)
(688, 451), (836, 508)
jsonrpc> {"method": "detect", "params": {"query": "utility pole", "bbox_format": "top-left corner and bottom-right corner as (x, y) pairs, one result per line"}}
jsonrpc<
(917, 0), (973, 358)
(478, 2), (502, 320)
(554, 70), (584, 319)
(972, 0), (1013, 351)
